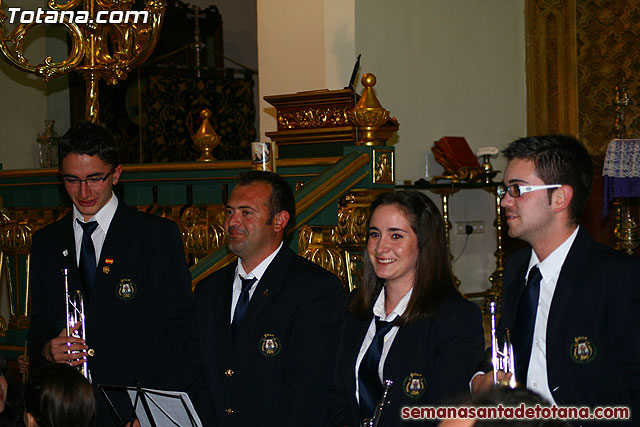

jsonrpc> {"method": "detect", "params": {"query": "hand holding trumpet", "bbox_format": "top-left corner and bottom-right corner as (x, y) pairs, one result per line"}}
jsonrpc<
(43, 323), (89, 366)
(471, 370), (513, 394)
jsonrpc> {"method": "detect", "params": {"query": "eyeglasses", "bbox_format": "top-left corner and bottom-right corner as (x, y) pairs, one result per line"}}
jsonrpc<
(497, 183), (561, 198)
(62, 171), (113, 187)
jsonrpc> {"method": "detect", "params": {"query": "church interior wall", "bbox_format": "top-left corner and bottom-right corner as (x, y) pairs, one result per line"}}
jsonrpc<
(354, 0), (526, 295)
(0, 0), (526, 296)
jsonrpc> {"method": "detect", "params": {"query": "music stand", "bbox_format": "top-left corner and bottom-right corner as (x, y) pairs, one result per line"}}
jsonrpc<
(98, 383), (202, 427)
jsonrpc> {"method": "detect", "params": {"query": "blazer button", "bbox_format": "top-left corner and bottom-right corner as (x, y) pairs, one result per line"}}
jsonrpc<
(225, 369), (234, 377)
(225, 408), (233, 415)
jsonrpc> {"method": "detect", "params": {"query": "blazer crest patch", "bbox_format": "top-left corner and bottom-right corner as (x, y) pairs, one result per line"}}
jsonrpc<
(259, 333), (281, 357)
(116, 279), (137, 300)
(403, 372), (426, 399)
(570, 336), (596, 363)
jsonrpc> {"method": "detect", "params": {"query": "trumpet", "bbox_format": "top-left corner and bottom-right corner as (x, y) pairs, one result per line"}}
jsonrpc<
(362, 380), (393, 427)
(64, 268), (94, 382)
(490, 301), (516, 388)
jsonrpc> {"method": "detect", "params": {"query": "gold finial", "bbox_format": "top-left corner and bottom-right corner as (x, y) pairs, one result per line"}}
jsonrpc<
(192, 109), (222, 162)
(347, 73), (390, 146)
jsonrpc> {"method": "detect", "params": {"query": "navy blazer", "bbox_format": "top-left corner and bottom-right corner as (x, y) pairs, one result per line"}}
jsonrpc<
(29, 202), (201, 426)
(328, 291), (485, 427)
(194, 245), (346, 427)
(500, 228), (640, 425)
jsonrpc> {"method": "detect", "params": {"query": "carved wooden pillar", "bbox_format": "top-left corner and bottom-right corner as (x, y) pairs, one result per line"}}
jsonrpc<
(525, 0), (579, 137)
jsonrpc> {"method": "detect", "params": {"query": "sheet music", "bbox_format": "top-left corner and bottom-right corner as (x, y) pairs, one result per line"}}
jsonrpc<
(127, 388), (202, 427)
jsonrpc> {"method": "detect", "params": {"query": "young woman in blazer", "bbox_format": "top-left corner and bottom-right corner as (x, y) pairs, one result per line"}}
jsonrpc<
(328, 190), (485, 426)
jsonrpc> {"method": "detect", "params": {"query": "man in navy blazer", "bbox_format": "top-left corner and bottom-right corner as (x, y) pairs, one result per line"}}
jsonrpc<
(194, 171), (345, 426)
(29, 122), (201, 426)
(473, 135), (640, 425)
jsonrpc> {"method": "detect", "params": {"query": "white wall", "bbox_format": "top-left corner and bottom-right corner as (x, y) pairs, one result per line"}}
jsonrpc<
(257, 0), (326, 138)
(355, 0), (526, 183)
(0, 0), (52, 170)
(257, 0), (357, 139)
(353, 0), (526, 295)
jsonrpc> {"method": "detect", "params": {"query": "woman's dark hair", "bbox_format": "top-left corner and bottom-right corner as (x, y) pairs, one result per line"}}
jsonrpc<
(348, 190), (457, 324)
(24, 364), (96, 427)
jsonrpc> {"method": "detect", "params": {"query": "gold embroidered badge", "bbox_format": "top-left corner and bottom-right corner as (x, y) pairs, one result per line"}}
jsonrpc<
(259, 333), (281, 357)
(570, 336), (596, 363)
(403, 372), (426, 399)
(116, 279), (136, 300)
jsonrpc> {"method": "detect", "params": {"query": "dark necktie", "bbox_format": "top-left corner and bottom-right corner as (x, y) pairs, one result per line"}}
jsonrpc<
(512, 265), (542, 383)
(358, 317), (394, 420)
(77, 219), (99, 297)
(231, 276), (257, 342)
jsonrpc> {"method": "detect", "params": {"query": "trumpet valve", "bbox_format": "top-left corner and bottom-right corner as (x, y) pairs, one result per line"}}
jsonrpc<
(87, 348), (95, 357)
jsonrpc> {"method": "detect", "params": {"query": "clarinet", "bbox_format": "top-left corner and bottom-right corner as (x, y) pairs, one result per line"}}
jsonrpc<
(362, 380), (393, 427)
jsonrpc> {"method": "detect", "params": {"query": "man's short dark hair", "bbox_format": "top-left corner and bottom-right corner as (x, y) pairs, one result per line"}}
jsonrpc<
(58, 121), (119, 168)
(502, 135), (593, 224)
(236, 171), (296, 231)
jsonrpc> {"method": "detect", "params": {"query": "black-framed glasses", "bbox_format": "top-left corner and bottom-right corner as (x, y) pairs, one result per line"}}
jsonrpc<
(497, 183), (561, 198)
(62, 171), (113, 187)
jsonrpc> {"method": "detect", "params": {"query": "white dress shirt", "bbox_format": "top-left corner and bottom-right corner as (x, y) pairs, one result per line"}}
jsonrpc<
(229, 242), (283, 323)
(355, 287), (413, 403)
(526, 225), (579, 403)
(73, 192), (118, 266)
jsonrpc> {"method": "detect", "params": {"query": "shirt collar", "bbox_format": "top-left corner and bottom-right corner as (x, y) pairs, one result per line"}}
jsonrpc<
(528, 225), (579, 281)
(372, 286), (413, 322)
(73, 191), (119, 234)
(236, 241), (284, 281)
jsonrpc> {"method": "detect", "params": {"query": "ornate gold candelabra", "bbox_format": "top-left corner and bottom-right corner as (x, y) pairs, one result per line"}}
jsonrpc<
(0, 216), (33, 334)
(610, 79), (639, 254)
(613, 78), (632, 138)
(0, 0), (165, 123)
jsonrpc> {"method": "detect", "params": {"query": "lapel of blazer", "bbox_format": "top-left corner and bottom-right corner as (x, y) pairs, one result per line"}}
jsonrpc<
(91, 202), (129, 299)
(382, 321), (408, 382)
(236, 245), (291, 341)
(213, 265), (235, 350)
(501, 250), (530, 331)
(345, 314), (371, 399)
(546, 227), (591, 346)
(59, 213), (83, 294)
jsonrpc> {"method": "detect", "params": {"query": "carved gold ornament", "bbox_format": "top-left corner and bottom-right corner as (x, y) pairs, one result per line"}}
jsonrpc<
(348, 73), (391, 146)
(373, 149), (394, 184)
(0, 0), (165, 123)
(278, 108), (350, 129)
(192, 109), (222, 162)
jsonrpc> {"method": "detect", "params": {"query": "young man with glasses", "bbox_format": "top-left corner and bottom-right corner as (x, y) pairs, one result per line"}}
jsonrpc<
(473, 135), (640, 425)
(28, 121), (204, 426)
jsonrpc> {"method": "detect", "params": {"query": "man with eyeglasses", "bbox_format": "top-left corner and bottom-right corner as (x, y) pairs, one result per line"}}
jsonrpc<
(472, 135), (640, 425)
(28, 121), (205, 426)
